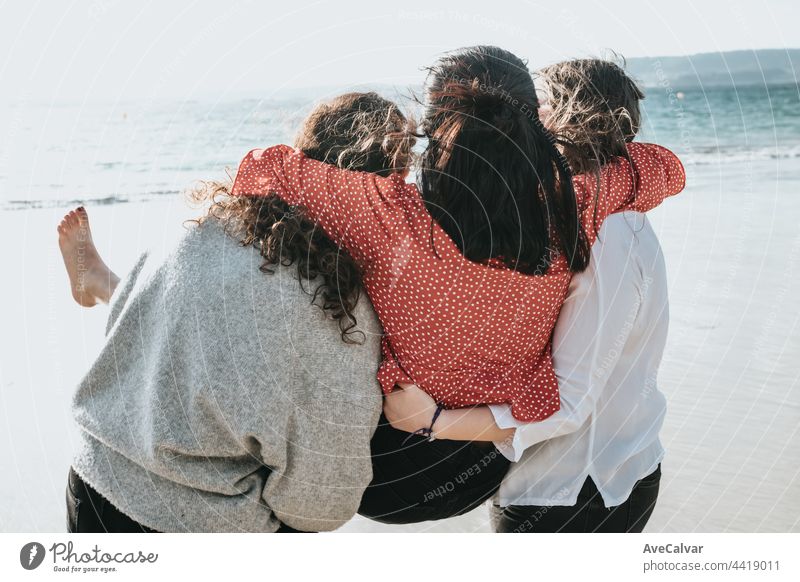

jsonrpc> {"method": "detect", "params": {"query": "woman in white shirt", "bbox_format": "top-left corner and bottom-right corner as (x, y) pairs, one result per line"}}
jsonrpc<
(385, 59), (673, 532)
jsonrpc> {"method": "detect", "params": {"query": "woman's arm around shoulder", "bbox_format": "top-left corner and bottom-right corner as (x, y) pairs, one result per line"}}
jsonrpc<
(575, 142), (686, 240)
(231, 145), (414, 265)
(383, 384), (515, 443)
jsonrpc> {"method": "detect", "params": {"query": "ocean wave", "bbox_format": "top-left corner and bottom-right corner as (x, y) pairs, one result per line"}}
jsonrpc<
(1, 190), (180, 211)
(5, 144), (800, 210)
(685, 145), (800, 165)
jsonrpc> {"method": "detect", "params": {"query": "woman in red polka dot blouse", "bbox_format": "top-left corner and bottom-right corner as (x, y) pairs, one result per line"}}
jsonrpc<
(231, 46), (685, 423)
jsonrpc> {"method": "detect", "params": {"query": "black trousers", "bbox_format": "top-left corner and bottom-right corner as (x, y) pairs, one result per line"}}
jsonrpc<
(66, 467), (302, 533)
(67, 467), (158, 533)
(358, 414), (511, 524)
(491, 464), (661, 533)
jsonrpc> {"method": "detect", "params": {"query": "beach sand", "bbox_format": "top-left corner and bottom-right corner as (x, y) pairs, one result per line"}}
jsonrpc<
(1, 157), (799, 532)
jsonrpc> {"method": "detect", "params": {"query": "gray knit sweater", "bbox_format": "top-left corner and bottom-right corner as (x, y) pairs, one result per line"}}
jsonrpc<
(72, 218), (382, 532)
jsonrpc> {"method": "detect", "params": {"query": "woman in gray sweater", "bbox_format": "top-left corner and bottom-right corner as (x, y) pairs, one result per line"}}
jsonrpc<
(58, 92), (411, 532)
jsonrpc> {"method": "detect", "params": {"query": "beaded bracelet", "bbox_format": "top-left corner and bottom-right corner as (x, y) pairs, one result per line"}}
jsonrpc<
(403, 404), (444, 444)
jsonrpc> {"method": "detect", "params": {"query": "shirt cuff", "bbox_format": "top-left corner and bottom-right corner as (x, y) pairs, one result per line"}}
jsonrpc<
(488, 404), (525, 462)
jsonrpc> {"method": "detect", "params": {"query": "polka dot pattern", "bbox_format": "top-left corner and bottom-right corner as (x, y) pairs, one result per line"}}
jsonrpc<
(231, 143), (685, 421)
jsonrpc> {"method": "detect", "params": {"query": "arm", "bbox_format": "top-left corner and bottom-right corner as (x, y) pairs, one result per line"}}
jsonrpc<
(577, 143), (685, 242)
(231, 145), (411, 266)
(382, 384), (514, 442)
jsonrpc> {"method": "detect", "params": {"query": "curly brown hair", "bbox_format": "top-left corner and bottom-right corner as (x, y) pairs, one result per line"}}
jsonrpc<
(538, 58), (645, 175)
(190, 92), (414, 343)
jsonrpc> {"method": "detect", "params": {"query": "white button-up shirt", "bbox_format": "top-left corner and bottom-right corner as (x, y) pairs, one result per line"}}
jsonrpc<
(490, 212), (668, 508)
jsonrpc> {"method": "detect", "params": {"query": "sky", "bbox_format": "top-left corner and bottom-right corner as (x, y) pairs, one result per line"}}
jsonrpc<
(1, 0), (798, 102)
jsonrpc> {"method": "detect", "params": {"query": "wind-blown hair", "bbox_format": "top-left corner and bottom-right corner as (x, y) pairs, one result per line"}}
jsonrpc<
(538, 58), (645, 175)
(190, 92), (414, 343)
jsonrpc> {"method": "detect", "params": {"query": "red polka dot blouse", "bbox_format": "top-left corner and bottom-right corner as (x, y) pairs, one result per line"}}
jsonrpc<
(231, 143), (685, 421)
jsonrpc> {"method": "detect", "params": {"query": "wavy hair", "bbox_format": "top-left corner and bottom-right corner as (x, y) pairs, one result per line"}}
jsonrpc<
(190, 92), (414, 343)
(538, 58), (645, 175)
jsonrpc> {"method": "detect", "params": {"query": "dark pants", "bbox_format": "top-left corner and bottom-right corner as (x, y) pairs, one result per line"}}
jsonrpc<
(491, 464), (661, 533)
(67, 467), (158, 533)
(66, 467), (302, 533)
(358, 415), (511, 524)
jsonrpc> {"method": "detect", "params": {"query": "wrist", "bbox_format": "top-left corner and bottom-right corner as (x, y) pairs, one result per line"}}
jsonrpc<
(427, 404), (445, 441)
(430, 409), (454, 440)
(406, 404), (444, 443)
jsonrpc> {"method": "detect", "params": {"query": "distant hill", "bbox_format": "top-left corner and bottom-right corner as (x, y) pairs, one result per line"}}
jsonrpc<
(221, 49), (799, 102)
(626, 49), (800, 89)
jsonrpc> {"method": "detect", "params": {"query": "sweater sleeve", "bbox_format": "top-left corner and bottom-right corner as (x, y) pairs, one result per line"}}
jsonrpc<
(231, 145), (412, 267)
(575, 142), (685, 241)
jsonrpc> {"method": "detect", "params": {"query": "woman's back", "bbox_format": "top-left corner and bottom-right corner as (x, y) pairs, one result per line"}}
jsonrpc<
(72, 218), (383, 532)
(360, 193), (568, 420)
(231, 140), (684, 421)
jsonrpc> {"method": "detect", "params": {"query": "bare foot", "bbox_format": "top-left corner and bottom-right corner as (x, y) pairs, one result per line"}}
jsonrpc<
(57, 207), (120, 307)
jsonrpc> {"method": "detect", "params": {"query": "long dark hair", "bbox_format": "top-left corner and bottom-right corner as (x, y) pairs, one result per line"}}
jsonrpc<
(191, 92), (414, 343)
(419, 45), (590, 274)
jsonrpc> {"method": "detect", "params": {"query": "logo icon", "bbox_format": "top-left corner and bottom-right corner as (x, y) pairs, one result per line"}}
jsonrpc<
(20, 542), (46, 570)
